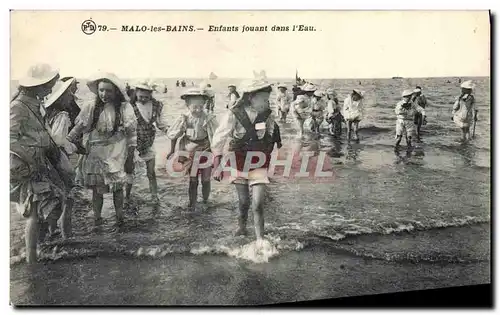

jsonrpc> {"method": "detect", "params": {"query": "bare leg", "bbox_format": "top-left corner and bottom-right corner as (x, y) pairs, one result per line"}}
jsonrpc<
(251, 184), (266, 240)
(465, 127), (471, 141)
(201, 167), (212, 203)
(353, 121), (360, 141)
(188, 177), (198, 210)
(46, 203), (62, 236)
(61, 197), (73, 239)
(92, 188), (104, 225)
(395, 135), (403, 147)
(347, 121), (353, 141)
(125, 153), (135, 202)
(112, 186), (124, 224)
(25, 203), (40, 264)
(461, 127), (468, 142)
(146, 158), (159, 203)
(296, 118), (304, 138)
(407, 136), (413, 148)
(234, 183), (250, 236)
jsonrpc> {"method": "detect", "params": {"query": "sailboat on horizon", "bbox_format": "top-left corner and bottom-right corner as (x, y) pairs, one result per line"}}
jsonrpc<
(209, 72), (218, 80)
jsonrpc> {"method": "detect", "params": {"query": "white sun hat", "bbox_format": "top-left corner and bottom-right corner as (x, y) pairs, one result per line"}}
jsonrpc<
(301, 82), (317, 92)
(43, 78), (76, 108)
(402, 89), (414, 97)
(134, 80), (154, 91)
(87, 72), (128, 100)
(352, 89), (365, 97)
(313, 90), (324, 97)
(19, 63), (59, 87)
(180, 87), (208, 100)
(326, 88), (337, 96)
(460, 80), (474, 89)
(413, 87), (422, 93)
(238, 78), (273, 94)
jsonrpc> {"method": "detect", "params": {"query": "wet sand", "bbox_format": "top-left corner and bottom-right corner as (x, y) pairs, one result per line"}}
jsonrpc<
(10, 223), (490, 305)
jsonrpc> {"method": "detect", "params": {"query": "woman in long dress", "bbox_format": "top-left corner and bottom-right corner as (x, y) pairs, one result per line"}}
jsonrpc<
(67, 73), (137, 226)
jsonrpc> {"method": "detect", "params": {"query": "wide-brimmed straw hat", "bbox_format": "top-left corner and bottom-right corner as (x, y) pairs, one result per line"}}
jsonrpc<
(301, 82), (317, 92)
(277, 84), (287, 89)
(134, 81), (154, 92)
(402, 89), (414, 97)
(352, 89), (365, 97)
(238, 78), (273, 94)
(228, 84), (236, 88)
(413, 87), (422, 93)
(313, 90), (324, 97)
(87, 72), (127, 100)
(326, 88), (337, 96)
(19, 63), (60, 87)
(460, 80), (474, 89)
(294, 95), (309, 103)
(43, 78), (76, 108)
(180, 87), (208, 100)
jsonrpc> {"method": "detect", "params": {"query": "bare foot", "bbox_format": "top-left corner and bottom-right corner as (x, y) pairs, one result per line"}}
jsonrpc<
(234, 228), (248, 237)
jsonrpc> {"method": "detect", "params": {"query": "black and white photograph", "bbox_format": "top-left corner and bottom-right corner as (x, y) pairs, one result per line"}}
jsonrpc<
(8, 10), (491, 306)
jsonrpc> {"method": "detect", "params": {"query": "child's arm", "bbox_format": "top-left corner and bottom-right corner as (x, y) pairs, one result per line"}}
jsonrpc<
(166, 114), (186, 158)
(155, 101), (169, 133)
(211, 111), (235, 180)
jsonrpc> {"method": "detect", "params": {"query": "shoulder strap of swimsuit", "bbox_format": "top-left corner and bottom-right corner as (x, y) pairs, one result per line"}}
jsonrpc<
(231, 106), (258, 141)
(130, 101), (148, 125)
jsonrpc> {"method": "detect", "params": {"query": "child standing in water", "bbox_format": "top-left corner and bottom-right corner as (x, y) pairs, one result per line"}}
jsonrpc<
(67, 73), (137, 226)
(325, 88), (343, 138)
(343, 89), (364, 142)
(395, 89), (426, 148)
(452, 80), (478, 142)
(412, 86), (428, 142)
(276, 84), (291, 123)
(227, 84), (240, 109)
(124, 81), (169, 209)
(211, 78), (282, 240)
(166, 88), (218, 210)
(291, 95), (312, 138)
(310, 90), (326, 133)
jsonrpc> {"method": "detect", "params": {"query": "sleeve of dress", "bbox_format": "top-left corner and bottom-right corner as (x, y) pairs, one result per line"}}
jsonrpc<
(211, 111), (235, 156)
(166, 115), (186, 140)
(452, 97), (460, 112)
(51, 112), (77, 154)
(343, 98), (350, 113)
(395, 103), (401, 115)
(10, 104), (37, 165)
(228, 94), (238, 107)
(204, 114), (219, 144)
(122, 103), (137, 148)
(67, 101), (94, 143)
(155, 101), (169, 132)
(413, 103), (426, 116)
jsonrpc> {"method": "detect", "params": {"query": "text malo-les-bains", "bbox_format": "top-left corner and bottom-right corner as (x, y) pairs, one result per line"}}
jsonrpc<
(122, 25), (196, 32)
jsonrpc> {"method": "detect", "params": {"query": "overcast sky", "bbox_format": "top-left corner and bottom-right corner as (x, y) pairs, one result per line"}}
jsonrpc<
(10, 10), (490, 79)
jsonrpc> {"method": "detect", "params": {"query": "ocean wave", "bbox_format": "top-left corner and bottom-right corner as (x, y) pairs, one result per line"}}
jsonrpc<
(10, 215), (489, 266)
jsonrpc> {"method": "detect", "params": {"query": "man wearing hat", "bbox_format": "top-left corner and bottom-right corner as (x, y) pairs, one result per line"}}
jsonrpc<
(125, 81), (169, 208)
(452, 80), (477, 142)
(412, 86), (428, 142)
(276, 84), (292, 123)
(11, 63), (74, 263)
(226, 84), (240, 109)
(395, 89), (426, 148)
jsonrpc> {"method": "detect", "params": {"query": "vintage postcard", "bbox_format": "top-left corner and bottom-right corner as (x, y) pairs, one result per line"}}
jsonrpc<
(9, 10), (491, 306)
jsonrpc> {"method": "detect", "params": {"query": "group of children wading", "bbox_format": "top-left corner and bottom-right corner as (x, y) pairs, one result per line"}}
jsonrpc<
(10, 63), (479, 263)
